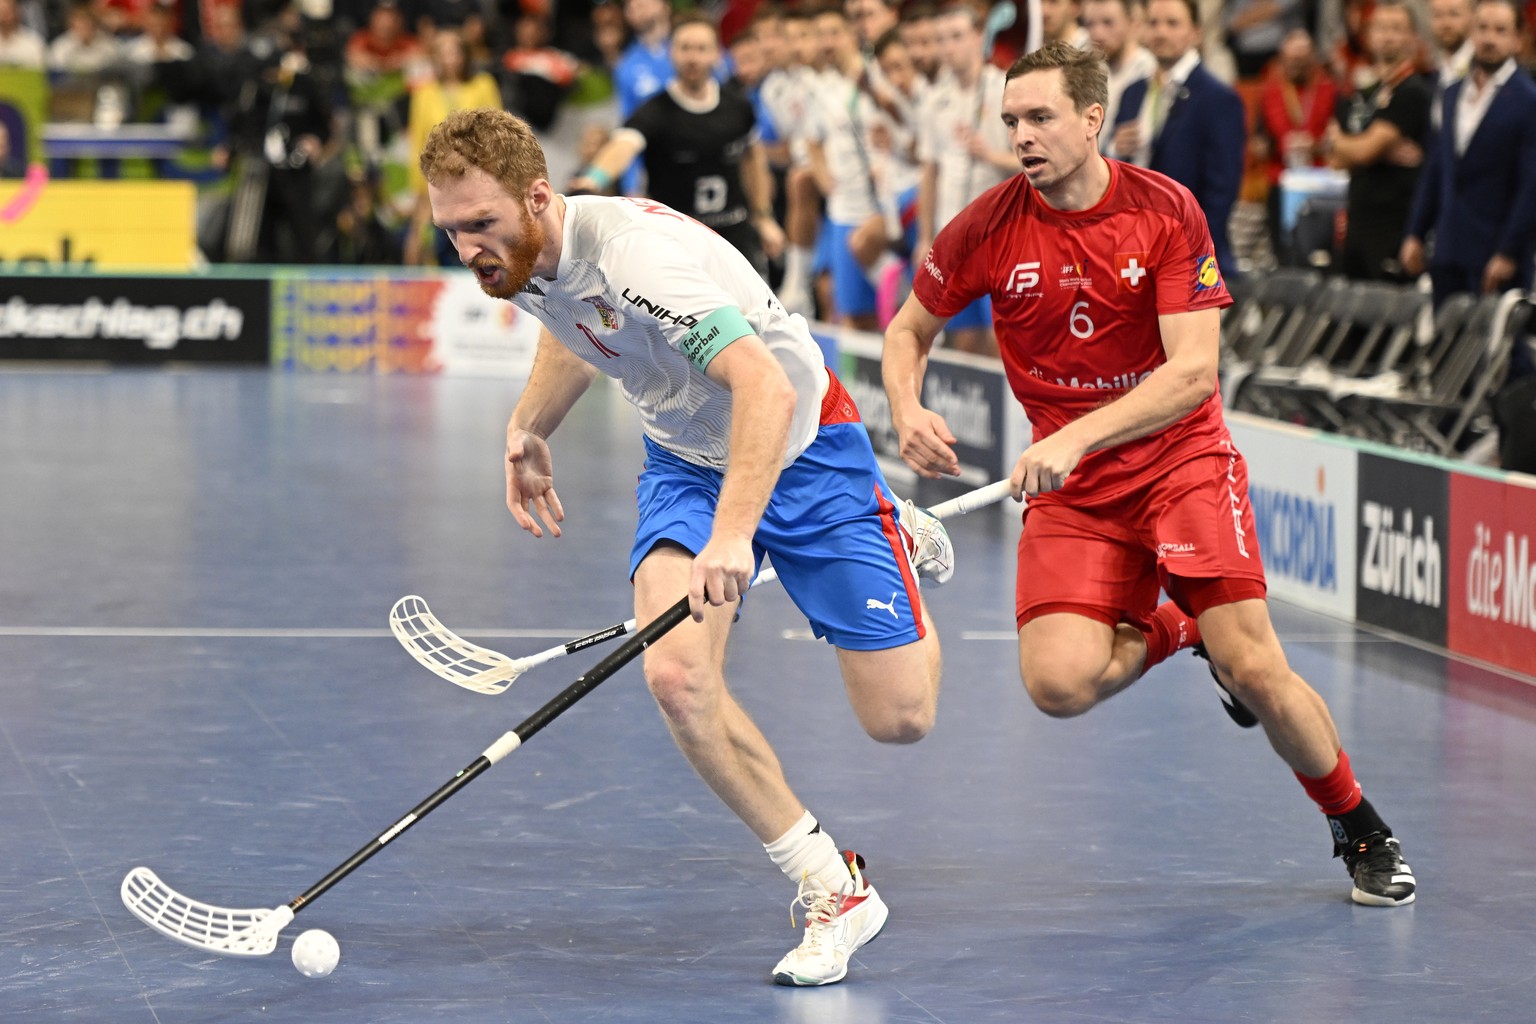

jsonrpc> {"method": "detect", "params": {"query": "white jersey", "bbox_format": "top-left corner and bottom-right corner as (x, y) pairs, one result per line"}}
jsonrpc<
(758, 66), (802, 144)
(1101, 46), (1157, 155)
(513, 196), (829, 470)
(806, 68), (881, 225)
(918, 64), (1013, 231)
(768, 65), (821, 165)
(867, 78), (927, 206)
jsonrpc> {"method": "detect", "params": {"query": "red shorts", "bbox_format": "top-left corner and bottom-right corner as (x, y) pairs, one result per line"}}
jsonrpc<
(1015, 443), (1267, 630)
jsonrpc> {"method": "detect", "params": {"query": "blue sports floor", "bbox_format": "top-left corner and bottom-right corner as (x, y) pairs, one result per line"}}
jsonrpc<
(3, 367), (1535, 1023)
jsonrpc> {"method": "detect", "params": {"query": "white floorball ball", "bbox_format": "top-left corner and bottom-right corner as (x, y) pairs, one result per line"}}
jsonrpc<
(291, 929), (340, 978)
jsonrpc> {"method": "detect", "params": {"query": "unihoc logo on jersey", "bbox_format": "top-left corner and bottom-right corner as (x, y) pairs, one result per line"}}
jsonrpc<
(1194, 254), (1221, 291)
(619, 287), (699, 328)
(1008, 261), (1040, 292)
(1115, 251), (1149, 291)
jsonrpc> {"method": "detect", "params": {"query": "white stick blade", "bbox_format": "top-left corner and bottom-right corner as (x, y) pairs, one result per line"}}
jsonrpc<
(389, 595), (522, 694)
(121, 866), (292, 957)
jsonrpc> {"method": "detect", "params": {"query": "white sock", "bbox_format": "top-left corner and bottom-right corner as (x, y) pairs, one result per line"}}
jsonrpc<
(783, 245), (813, 293)
(863, 251), (902, 291)
(764, 810), (851, 895)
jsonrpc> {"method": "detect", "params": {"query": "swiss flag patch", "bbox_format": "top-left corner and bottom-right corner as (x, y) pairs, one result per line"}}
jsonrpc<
(1114, 252), (1150, 291)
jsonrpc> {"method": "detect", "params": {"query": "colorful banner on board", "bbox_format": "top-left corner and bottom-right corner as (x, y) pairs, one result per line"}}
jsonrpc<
(270, 270), (539, 376)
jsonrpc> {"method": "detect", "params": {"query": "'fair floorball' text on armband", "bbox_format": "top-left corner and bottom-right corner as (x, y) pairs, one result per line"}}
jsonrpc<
(680, 307), (755, 371)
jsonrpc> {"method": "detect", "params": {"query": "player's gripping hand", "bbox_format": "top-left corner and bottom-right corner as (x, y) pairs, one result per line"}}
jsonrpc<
(894, 406), (961, 479)
(1012, 431), (1086, 499)
(688, 533), (754, 622)
(505, 428), (565, 538)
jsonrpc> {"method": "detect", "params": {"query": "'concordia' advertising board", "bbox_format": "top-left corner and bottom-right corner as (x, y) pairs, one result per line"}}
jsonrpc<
(1228, 414), (1358, 619)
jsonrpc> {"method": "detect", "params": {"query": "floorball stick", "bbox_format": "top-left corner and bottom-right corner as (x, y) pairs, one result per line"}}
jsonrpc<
(392, 478), (1017, 695)
(121, 595), (693, 957)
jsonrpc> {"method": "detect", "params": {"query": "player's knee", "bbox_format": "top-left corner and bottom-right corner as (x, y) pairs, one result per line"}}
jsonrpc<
(1020, 668), (1097, 719)
(861, 702), (934, 745)
(643, 654), (715, 728)
(1219, 653), (1294, 715)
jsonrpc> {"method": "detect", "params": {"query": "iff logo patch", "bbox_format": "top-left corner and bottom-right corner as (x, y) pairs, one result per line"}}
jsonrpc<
(1194, 254), (1221, 291)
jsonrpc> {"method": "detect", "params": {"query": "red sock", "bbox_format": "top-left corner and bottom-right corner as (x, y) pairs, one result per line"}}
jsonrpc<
(1295, 749), (1363, 815)
(1139, 601), (1200, 674)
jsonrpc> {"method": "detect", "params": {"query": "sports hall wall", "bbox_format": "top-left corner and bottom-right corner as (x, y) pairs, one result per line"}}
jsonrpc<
(2, 254), (1532, 681)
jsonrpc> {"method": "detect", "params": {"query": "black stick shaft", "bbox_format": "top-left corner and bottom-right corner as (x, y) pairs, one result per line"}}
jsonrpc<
(287, 596), (692, 912)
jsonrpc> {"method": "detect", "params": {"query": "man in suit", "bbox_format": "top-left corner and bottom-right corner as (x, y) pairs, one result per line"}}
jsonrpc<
(1110, 0), (1247, 280)
(1084, 0), (1156, 155)
(1323, 0), (1432, 282)
(1401, 0), (1536, 308)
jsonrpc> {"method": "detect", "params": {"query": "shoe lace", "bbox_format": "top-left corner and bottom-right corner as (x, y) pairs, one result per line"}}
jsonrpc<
(787, 877), (843, 953)
(1341, 831), (1398, 870)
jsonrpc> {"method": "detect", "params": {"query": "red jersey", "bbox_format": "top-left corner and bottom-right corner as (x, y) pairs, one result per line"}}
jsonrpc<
(914, 160), (1233, 501)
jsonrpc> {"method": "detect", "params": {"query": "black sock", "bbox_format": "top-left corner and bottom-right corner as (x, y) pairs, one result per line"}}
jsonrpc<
(1326, 796), (1390, 849)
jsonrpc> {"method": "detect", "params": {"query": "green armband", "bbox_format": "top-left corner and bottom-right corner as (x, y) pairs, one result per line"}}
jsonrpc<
(581, 165), (613, 189)
(680, 306), (755, 371)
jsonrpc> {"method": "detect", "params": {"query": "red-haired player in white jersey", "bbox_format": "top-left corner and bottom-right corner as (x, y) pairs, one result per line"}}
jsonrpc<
(882, 41), (1417, 907)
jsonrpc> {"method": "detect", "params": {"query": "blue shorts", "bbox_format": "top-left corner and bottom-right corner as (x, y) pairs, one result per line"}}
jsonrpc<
(896, 185), (919, 255)
(825, 220), (877, 318)
(812, 216), (836, 275)
(946, 293), (993, 332)
(630, 388), (925, 651)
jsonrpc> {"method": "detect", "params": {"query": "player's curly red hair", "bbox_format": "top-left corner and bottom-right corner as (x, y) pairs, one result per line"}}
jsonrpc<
(420, 109), (550, 199)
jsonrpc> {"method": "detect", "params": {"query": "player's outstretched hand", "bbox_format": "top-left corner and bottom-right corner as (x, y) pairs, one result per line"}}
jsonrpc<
(895, 407), (961, 479)
(688, 534), (754, 621)
(506, 428), (565, 538)
(1011, 432), (1085, 499)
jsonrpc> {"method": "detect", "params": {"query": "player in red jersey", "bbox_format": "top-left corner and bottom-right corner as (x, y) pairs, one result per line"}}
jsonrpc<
(882, 41), (1416, 906)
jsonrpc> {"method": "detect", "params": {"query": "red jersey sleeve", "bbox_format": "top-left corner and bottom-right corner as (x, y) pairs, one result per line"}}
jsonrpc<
(912, 187), (1010, 318)
(1151, 183), (1232, 316)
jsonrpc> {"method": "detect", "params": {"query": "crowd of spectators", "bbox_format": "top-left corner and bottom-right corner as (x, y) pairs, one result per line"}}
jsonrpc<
(1, 0), (1534, 358)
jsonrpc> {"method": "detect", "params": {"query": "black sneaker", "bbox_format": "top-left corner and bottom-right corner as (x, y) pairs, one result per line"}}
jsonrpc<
(1338, 832), (1417, 906)
(1191, 642), (1259, 728)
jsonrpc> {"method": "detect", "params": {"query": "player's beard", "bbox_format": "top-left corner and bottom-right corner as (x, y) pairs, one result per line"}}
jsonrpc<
(469, 216), (546, 300)
(1471, 52), (1508, 75)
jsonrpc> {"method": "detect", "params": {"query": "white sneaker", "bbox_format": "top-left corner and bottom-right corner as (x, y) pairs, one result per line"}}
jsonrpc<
(899, 499), (954, 585)
(772, 851), (889, 987)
